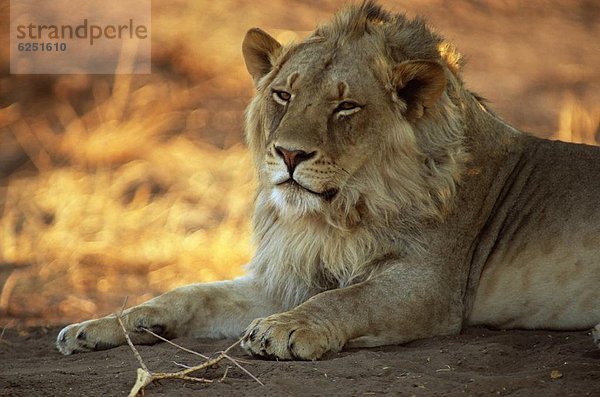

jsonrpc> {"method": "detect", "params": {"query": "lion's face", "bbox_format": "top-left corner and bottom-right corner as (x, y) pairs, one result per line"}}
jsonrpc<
(243, 12), (462, 223)
(258, 40), (394, 214)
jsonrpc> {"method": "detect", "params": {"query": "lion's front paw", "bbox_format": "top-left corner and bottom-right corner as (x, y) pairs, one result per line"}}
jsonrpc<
(56, 319), (123, 355)
(240, 313), (341, 360)
(56, 306), (171, 355)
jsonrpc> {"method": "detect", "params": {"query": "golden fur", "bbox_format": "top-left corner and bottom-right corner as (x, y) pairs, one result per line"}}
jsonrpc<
(244, 4), (468, 306)
(57, 2), (600, 359)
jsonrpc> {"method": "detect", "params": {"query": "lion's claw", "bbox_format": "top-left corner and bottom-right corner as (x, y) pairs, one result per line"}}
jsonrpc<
(241, 314), (338, 360)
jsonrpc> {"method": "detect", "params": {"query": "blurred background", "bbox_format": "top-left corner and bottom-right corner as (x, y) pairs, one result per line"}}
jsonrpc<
(0, 0), (598, 327)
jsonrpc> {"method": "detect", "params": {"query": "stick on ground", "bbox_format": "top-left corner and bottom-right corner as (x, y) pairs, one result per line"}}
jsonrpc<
(115, 304), (263, 396)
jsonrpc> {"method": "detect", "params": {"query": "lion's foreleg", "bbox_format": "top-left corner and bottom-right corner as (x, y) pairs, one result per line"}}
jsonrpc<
(241, 264), (464, 360)
(56, 276), (281, 355)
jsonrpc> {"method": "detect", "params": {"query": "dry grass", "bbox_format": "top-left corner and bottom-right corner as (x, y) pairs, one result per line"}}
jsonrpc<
(0, 0), (598, 327)
(0, 75), (254, 323)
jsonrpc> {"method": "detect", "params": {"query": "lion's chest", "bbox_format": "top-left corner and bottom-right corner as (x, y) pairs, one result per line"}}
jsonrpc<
(254, 219), (392, 292)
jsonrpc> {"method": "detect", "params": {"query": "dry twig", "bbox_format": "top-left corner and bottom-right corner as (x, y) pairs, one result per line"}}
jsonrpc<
(115, 302), (263, 396)
(141, 326), (209, 360)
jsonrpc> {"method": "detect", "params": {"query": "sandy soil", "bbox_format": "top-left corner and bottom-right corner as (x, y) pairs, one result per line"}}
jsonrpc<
(1, 326), (599, 396)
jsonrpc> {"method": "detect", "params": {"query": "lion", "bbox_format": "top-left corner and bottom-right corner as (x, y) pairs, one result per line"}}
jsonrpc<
(56, 1), (600, 359)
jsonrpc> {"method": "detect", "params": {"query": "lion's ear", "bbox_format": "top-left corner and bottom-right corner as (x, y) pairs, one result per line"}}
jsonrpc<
(392, 60), (446, 120)
(242, 28), (282, 85)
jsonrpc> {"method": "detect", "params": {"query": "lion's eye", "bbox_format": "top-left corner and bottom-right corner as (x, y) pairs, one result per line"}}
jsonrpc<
(272, 90), (291, 105)
(335, 101), (362, 116)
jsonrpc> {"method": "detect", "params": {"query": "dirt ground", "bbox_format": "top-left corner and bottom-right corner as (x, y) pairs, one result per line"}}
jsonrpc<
(1, 326), (599, 396)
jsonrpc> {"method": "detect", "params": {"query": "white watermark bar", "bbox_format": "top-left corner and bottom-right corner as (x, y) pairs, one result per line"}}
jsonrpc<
(10, 0), (151, 74)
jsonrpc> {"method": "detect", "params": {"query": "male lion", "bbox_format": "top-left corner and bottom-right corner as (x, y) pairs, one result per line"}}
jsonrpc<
(57, 2), (600, 359)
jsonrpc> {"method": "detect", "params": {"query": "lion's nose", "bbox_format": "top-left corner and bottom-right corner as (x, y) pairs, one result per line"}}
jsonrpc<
(274, 146), (316, 174)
